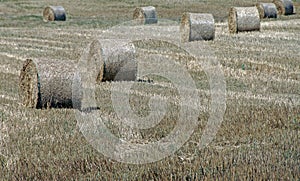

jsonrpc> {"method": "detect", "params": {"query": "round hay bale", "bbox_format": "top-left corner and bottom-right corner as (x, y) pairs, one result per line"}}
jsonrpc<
(228, 7), (260, 34)
(180, 12), (215, 42)
(256, 3), (278, 19)
(273, 0), (294, 15)
(85, 39), (137, 82)
(43, 6), (66, 22)
(133, 6), (158, 24)
(19, 59), (77, 108)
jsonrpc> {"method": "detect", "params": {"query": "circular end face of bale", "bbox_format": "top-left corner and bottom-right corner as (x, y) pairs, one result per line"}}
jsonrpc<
(82, 40), (105, 83)
(43, 7), (55, 22)
(19, 59), (39, 108)
(228, 7), (238, 34)
(43, 6), (66, 22)
(133, 7), (145, 24)
(256, 3), (266, 19)
(133, 6), (157, 24)
(180, 12), (191, 43)
(273, 0), (284, 15)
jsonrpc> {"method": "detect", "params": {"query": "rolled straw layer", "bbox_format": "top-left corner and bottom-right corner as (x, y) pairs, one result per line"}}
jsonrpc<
(180, 13), (215, 42)
(273, 0), (294, 15)
(43, 6), (66, 22)
(228, 7), (260, 34)
(133, 6), (158, 24)
(256, 3), (278, 19)
(84, 39), (137, 82)
(19, 59), (78, 108)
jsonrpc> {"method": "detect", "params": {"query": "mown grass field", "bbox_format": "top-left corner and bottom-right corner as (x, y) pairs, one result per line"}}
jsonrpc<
(0, 0), (299, 180)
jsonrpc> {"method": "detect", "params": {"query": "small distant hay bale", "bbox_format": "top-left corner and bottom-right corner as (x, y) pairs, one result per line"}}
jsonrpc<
(256, 3), (278, 19)
(43, 6), (66, 22)
(273, 0), (294, 15)
(84, 39), (137, 82)
(133, 6), (158, 24)
(228, 7), (260, 34)
(180, 12), (215, 42)
(19, 59), (77, 109)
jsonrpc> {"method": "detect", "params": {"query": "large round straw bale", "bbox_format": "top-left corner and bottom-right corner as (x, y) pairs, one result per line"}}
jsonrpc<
(256, 3), (278, 19)
(180, 12), (215, 42)
(85, 39), (137, 82)
(228, 7), (260, 34)
(43, 6), (66, 22)
(273, 0), (294, 15)
(19, 59), (77, 108)
(133, 6), (158, 24)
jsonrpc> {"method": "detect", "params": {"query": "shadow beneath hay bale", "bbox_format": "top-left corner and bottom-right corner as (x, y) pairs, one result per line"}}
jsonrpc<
(137, 79), (154, 83)
(79, 107), (100, 113)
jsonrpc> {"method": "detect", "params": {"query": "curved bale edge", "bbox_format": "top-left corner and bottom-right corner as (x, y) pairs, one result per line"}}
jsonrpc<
(133, 6), (158, 24)
(84, 39), (137, 83)
(43, 6), (66, 22)
(273, 0), (294, 15)
(228, 6), (260, 34)
(180, 12), (215, 42)
(19, 59), (78, 109)
(256, 3), (278, 19)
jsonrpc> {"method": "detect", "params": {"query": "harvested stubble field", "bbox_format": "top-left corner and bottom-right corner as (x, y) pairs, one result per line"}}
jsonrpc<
(0, 0), (299, 180)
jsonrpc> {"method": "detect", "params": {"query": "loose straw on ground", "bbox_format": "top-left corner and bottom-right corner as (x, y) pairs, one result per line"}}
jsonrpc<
(228, 7), (260, 34)
(19, 59), (77, 108)
(273, 0), (294, 15)
(256, 3), (278, 19)
(133, 6), (158, 24)
(83, 39), (137, 82)
(43, 6), (66, 22)
(180, 13), (215, 42)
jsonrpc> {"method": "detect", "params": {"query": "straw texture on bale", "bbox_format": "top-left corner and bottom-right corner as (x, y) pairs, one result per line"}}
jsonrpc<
(273, 0), (294, 15)
(19, 59), (77, 108)
(228, 7), (260, 34)
(180, 13), (215, 42)
(87, 39), (137, 82)
(43, 6), (66, 22)
(79, 40), (105, 83)
(133, 6), (158, 24)
(256, 3), (278, 19)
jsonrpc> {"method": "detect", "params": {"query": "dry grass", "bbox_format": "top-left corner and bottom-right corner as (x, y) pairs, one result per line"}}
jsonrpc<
(0, 0), (299, 180)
